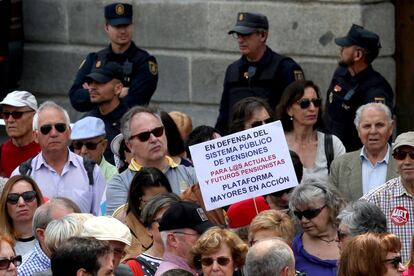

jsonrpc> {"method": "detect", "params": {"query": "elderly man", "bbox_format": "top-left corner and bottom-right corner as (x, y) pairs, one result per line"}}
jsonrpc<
(18, 198), (80, 275)
(330, 103), (398, 201)
(69, 2), (157, 113)
(363, 131), (414, 262)
(245, 238), (296, 276)
(0, 90), (40, 177)
(215, 12), (304, 134)
(71, 116), (118, 182)
(106, 106), (198, 214)
(155, 201), (214, 275)
(325, 24), (394, 151)
(11, 101), (106, 215)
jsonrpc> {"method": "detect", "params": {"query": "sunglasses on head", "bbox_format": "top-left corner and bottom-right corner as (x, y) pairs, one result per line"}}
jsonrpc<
(1, 110), (33, 120)
(129, 126), (164, 142)
(73, 140), (104, 150)
(251, 118), (274, 128)
(294, 204), (326, 220)
(296, 98), (322, 109)
(39, 123), (67, 135)
(337, 230), (350, 242)
(200, 256), (231, 267)
(7, 191), (37, 205)
(384, 256), (402, 269)
(0, 255), (22, 270)
(392, 150), (414, 160)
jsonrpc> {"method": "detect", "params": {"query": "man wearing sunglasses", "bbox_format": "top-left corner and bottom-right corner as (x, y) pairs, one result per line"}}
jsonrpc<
(71, 117), (118, 183)
(106, 106), (198, 215)
(325, 24), (394, 152)
(0, 90), (40, 177)
(363, 131), (414, 262)
(11, 101), (106, 216)
(215, 12), (304, 135)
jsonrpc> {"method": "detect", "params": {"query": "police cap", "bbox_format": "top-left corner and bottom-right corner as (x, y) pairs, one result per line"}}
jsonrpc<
(104, 3), (132, 26)
(84, 62), (123, 84)
(228, 12), (268, 35)
(335, 24), (381, 51)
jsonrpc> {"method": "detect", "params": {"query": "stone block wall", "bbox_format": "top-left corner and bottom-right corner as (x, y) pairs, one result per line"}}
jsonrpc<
(20, 0), (394, 128)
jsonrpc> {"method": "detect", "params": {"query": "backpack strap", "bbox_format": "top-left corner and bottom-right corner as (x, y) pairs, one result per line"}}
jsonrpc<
(324, 133), (334, 173)
(125, 258), (144, 276)
(82, 158), (96, 186)
(19, 158), (34, 176)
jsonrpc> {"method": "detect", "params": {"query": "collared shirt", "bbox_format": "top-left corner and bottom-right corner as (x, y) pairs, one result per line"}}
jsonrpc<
(18, 241), (50, 276)
(362, 177), (413, 262)
(360, 144), (390, 194)
(11, 150), (106, 215)
(154, 252), (197, 276)
(100, 157), (118, 182)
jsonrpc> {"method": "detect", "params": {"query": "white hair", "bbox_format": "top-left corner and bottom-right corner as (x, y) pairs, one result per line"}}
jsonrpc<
(32, 101), (71, 131)
(354, 102), (392, 128)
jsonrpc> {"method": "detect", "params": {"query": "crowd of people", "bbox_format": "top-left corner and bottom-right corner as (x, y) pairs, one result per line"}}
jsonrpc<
(0, 2), (412, 276)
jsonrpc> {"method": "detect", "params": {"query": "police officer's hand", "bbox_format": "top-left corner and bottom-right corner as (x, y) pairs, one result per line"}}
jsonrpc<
(82, 82), (90, 90)
(119, 87), (129, 98)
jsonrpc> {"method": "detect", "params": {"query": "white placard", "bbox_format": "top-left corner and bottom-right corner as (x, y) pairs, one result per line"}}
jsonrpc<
(189, 121), (298, 211)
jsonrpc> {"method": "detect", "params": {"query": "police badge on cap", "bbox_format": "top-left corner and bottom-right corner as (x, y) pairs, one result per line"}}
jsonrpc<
(104, 3), (133, 26)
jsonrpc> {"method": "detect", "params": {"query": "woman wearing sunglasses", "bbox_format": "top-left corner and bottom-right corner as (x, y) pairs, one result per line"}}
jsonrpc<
(0, 175), (45, 256)
(189, 227), (247, 276)
(275, 80), (346, 180)
(338, 232), (405, 276)
(289, 178), (346, 276)
(0, 234), (22, 276)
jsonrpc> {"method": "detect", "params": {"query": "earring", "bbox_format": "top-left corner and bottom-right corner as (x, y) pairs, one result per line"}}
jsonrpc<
(290, 116), (293, 121)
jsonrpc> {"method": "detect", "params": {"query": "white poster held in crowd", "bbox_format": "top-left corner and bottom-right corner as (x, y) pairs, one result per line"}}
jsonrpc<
(189, 121), (298, 211)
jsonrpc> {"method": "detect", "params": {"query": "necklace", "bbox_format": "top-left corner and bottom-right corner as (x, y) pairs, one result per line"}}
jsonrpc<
(316, 236), (336, 244)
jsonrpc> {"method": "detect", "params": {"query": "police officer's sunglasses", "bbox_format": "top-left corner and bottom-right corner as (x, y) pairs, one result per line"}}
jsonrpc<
(296, 98), (322, 109)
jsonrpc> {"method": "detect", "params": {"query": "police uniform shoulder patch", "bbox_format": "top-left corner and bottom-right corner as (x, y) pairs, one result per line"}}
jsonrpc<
(115, 4), (124, 15)
(148, 60), (158, 75)
(78, 59), (86, 69)
(95, 60), (102, 68)
(374, 97), (385, 104)
(294, 70), (304, 80)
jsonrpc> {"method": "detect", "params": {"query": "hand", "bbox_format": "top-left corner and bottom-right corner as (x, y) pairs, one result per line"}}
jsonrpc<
(82, 82), (90, 89)
(119, 87), (129, 98)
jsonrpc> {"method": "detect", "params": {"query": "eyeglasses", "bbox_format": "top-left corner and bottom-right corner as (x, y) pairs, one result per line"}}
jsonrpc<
(384, 256), (402, 269)
(129, 126), (164, 142)
(1, 110), (33, 120)
(294, 204), (326, 220)
(200, 257), (231, 267)
(296, 98), (322, 109)
(172, 231), (199, 236)
(392, 150), (414, 160)
(39, 123), (67, 135)
(73, 140), (104, 150)
(7, 191), (37, 205)
(337, 230), (350, 242)
(0, 255), (22, 270)
(251, 118), (274, 128)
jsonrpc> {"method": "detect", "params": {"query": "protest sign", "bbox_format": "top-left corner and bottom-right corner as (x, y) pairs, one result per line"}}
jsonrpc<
(189, 121), (298, 211)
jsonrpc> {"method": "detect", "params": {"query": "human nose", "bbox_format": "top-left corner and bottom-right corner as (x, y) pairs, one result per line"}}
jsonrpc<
(8, 260), (16, 271)
(80, 144), (88, 155)
(17, 196), (25, 206)
(212, 260), (220, 271)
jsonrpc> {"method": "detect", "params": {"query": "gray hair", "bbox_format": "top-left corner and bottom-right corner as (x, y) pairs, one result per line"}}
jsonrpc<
(337, 200), (387, 236)
(160, 228), (187, 248)
(32, 197), (81, 239)
(354, 102), (393, 128)
(120, 106), (160, 140)
(245, 239), (294, 276)
(289, 177), (346, 224)
(32, 101), (71, 131)
(140, 192), (180, 228)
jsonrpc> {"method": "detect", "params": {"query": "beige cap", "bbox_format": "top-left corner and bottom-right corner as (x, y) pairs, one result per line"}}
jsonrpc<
(81, 216), (132, 246)
(392, 131), (414, 151)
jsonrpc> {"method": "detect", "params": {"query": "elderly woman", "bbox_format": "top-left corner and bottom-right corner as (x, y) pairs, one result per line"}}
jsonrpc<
(289, 178), (346, 276)
(189, 227), (248, 276)
(0, 175), (45, 256)
(338, 233), (405, 276)
(336, 200), (387, 251)
(126, 193), (181, 276)
(0, 234), (22, 276)
(275, 80), (345, 180)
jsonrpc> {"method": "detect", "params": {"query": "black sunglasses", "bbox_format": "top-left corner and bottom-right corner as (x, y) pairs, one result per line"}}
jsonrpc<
(384, 256), (402, 269)
(1, 110), (33, 120)
(73, 140), (104, 150)
(251, 118), (274, 128)
(7, 191), (37, 205)
(392, 150), (414, 161)
(39, 123), (67, 135)
(296, 98), (322, 109)
(129, 126), (164, 142)
(294, 204), (326, 220)
(337, 230), (350, 242)
(0, 255), (22, 270)
(200, 256), (231, 267)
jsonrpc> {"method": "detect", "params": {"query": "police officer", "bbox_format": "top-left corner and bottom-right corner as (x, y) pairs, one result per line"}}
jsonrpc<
(215, 12), (304, 135)
(325, 24), (394, 152)
(69, 3), (158, 112)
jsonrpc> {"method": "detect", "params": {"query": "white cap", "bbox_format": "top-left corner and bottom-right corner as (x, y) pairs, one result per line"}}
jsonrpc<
(81, 216), (132, 246)
(0, 91), (38, 111)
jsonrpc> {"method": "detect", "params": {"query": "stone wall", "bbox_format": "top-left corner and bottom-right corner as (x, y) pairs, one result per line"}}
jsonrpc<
(20, 0), (394, 127)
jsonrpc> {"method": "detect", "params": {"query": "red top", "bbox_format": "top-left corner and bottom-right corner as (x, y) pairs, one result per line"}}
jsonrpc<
(0, 139), (41, 177)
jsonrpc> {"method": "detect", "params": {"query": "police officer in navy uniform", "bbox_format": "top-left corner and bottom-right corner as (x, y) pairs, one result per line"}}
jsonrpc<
(325, 24), (394, 152)
(69, 3), (158, 112)
(215, 12), (304, 135)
